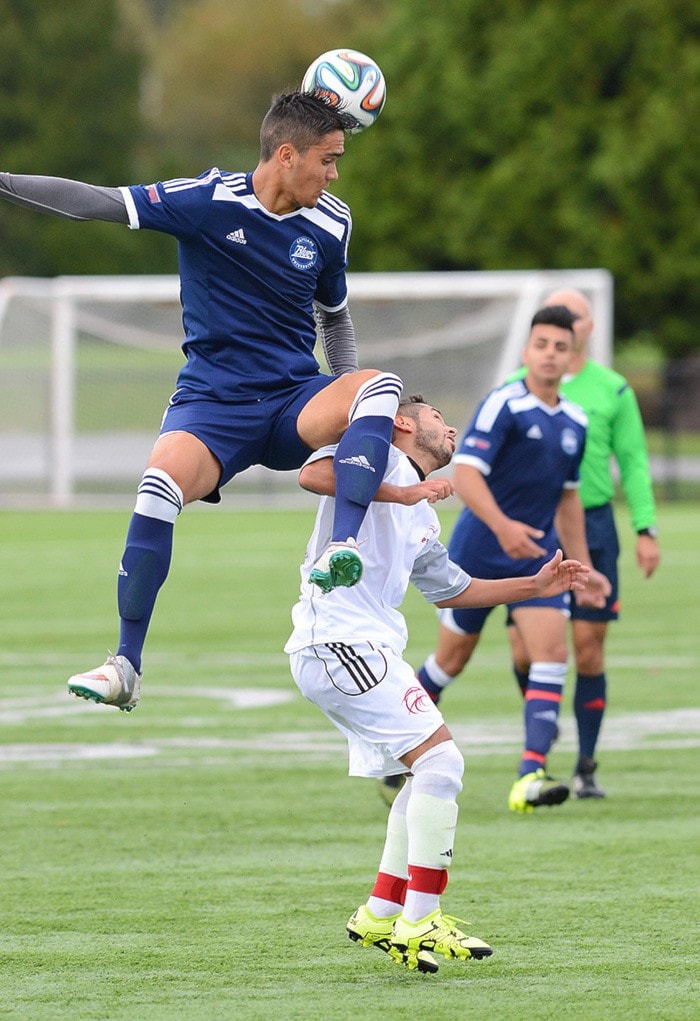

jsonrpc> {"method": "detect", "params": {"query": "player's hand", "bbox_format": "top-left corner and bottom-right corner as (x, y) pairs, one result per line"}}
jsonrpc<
(574, 567), (612, 609)
(636, 534), (660, 578)
(399, 477), (454, 505)
(495, 519), (547, 559)
(534, 549), (590, 596)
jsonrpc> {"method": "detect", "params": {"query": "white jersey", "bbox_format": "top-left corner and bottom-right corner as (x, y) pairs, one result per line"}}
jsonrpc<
(285, 444), (471, 657)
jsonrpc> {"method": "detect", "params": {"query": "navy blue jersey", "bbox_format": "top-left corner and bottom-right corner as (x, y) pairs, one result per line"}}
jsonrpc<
(449, 380), (588, 575)
(122, 168), (351, 402)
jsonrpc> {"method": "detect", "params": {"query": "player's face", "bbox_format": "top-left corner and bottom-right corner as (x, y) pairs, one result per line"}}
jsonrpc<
(289, 130), (345, 207)
(522, 325), (574, 387)
(414, 405), (457, 470)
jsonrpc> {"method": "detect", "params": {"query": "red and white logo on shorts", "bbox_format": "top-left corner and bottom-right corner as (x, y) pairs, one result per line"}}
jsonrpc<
(403, 686), (433, 714)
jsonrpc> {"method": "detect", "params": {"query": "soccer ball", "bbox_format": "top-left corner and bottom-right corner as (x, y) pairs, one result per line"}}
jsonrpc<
(301, 49), (386, 133)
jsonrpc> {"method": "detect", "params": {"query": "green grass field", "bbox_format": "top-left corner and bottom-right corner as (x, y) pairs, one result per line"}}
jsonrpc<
(1, 502), (698, 1020)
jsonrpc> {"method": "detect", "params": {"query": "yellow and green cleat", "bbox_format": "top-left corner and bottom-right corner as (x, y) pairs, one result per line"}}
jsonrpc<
(508, 769), (570, 813)
(347, 905), (438, 974)
(391, 909), (493, 966)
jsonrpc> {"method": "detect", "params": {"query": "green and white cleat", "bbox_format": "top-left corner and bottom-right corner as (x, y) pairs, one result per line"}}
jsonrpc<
(508, 769), (569, 813)
(309, 539), (363, 594)
(68, 654), (142, 712)
(391, 909), (493, 965)
(347, 905), (438, 974)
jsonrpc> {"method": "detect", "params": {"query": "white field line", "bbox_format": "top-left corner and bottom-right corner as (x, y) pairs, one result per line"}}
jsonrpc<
(0, 651), (695, 670)
(0, 687), (698, 766)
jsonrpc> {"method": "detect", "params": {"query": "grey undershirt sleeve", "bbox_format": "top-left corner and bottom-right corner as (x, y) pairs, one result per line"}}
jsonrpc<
(315, 304), (359, 376)
(0, 172), (129, 224)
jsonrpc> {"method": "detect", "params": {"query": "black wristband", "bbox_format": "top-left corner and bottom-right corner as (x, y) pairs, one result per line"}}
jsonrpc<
(637, 527), (658, 538)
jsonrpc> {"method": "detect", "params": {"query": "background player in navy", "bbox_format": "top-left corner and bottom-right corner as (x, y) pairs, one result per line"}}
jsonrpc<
(0, 91), (402, 710)
(505, 288), (660, 798)
(415, 306), (610, 812)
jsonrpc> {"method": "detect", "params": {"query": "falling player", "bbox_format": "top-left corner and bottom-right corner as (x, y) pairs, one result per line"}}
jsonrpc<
(286, 394), (590, 971)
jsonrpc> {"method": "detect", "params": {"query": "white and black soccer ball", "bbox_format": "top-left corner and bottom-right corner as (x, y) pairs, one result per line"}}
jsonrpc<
(301, 48), (386, 134)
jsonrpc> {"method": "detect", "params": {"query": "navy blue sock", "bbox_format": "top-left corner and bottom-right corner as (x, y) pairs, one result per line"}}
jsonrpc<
(519, 662), (566, 776)
(417, 664), (443, 704)
(331, 415), (393, 542)
(513, 666), (529, 698)
(117, 512), (174, 674)
(574, 672), (606, 759)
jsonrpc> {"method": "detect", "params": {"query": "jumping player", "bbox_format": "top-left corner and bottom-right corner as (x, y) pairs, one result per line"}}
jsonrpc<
(415, 306), (610, 812)
(0, 91), (402, 710)
(286, 395), (591, 972)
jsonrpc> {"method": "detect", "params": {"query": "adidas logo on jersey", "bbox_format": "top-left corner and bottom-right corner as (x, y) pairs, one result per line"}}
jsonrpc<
(527, 424), (543, 439)
(337, 454), (376, 472)
(226, 229), (247, 244)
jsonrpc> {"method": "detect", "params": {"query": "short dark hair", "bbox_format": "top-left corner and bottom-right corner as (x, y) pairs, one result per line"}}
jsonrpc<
(260, 91), (352, 160)
(397, 394), (443, 422)
(530, 304), (576, 333)
(398, 393), (427, 413)
(398, 393), (426, 408)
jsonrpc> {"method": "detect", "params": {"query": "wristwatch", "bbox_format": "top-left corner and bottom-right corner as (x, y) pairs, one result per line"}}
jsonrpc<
(637, 527), (659, 538)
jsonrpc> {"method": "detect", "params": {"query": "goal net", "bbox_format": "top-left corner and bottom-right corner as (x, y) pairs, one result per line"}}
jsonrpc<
(0, 269), (612, 507)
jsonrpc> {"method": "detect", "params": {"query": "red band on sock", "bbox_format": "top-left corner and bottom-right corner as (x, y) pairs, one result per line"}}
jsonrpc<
(371, 871), (407, 904)
(583, 698), (605, 711)
(522, 750), (546, 765)
(525, 689), (562, 702)
(407, 865), (448, 895)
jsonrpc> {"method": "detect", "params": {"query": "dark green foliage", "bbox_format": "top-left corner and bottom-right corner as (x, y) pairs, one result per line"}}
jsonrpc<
(0, 0), (174, 275)
(338, 0), (699, 355)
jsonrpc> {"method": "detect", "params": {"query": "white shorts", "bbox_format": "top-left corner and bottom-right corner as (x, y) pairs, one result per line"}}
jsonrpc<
(288, 641), (445, 778)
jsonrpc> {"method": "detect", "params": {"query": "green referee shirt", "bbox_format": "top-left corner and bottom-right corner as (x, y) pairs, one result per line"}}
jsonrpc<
(506, 360), (657, 532)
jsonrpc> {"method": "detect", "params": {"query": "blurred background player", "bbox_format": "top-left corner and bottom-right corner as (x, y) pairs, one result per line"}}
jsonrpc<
(0, 91), (403, 711)
(287, 394), (590, 970)
(415, 306), (610, 813)
(506, 288), (661, 798)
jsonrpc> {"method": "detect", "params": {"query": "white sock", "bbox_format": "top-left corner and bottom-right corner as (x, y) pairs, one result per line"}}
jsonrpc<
(402, 742), (464, 923)
(367, 779), (411, 917)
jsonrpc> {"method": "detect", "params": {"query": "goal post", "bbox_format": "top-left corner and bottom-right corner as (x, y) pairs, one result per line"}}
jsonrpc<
(0, 268), (613, 507)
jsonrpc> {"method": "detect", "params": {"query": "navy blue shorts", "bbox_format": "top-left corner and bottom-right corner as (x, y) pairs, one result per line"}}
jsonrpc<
(572, 503), (620, 622)
(159, 375), (335, 502)
(504, 503), (620, 629)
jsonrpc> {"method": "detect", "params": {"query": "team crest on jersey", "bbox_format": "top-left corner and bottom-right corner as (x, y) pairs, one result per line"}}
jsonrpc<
(289, 236), (318, 270)
(561, 428), (579, 455)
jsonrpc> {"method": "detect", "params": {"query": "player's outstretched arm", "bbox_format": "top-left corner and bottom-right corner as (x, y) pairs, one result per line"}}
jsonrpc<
(0, 172), (128, 224)
(436, 550), (589, 611)
(299, 456), (453, 504)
